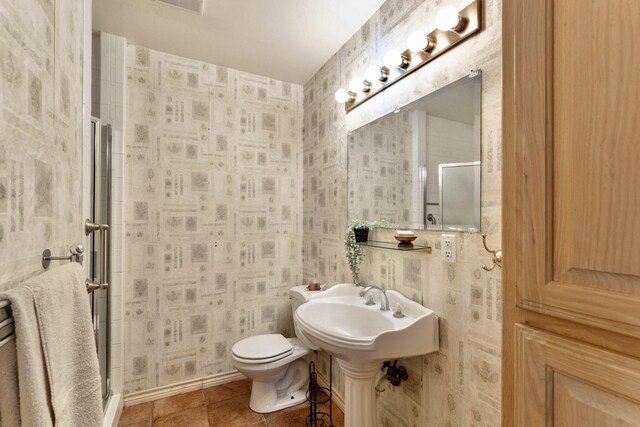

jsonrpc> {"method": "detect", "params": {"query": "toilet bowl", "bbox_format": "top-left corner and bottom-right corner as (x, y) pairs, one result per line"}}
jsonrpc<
(231, 286), (319, 413)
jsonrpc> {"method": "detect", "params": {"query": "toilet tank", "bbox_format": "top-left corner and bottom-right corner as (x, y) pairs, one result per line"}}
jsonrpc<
(289, 285), (321, 351)
(289, 285), (316, 313)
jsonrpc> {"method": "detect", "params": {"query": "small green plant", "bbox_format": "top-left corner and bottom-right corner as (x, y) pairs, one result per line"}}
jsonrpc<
(345, 218), (389, 285)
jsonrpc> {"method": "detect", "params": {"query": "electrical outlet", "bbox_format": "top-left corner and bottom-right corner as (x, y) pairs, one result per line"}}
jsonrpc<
(442, 234), (457, 262)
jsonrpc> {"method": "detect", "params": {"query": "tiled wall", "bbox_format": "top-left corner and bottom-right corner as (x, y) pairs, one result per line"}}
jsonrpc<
(303, 0), (502, 425)
(0, 0), (84, 290)
(123, 45), (304, 393)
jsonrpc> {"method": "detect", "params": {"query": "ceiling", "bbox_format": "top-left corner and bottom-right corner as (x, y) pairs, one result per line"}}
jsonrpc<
(92, 0), (386, 85)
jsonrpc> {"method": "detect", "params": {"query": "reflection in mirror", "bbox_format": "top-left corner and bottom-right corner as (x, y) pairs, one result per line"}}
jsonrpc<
(348, 72), (481, 232)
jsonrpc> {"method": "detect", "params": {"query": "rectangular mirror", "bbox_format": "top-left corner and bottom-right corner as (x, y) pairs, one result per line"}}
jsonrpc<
(348, 71), (482, 232)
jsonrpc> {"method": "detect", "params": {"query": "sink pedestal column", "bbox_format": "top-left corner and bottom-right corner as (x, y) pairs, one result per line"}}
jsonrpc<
(336, 359), (381, 427)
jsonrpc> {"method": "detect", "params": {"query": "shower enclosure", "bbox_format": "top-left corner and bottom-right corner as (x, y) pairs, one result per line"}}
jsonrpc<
(90, 117), (111, 406)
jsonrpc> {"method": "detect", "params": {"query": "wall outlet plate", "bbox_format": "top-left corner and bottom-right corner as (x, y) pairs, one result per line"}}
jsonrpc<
(442, 234), (457, 262)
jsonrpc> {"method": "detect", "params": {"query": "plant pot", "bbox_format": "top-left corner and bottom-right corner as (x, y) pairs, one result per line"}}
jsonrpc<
(354, 227), (369, 243)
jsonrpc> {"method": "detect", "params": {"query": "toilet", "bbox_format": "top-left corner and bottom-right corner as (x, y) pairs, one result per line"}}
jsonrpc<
(231, 285), (319, 413)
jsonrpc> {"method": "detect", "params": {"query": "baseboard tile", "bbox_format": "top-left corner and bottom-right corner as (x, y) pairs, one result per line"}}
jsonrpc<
(123, 371), (246, 406)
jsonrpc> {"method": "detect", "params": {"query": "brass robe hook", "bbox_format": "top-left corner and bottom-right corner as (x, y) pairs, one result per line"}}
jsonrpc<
(481, 234), (502, 271)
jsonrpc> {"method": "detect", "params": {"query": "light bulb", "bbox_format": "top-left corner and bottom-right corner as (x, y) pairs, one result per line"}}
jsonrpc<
(436, 5), (463, 32)
(365, 65), (389, 86)
(365, 66), (381, 82)
(348, 78), (365, 93)
(384, 50), (408, 69)
(334, 88), (353, 104)
(407, 30), (434, 52)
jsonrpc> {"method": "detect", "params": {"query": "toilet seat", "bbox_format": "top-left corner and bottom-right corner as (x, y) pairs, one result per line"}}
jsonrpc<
(232, 334), (294, 364)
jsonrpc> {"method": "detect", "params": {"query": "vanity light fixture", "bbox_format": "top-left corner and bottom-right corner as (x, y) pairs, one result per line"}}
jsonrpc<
(337, 0), (482, 112)
(383, 50), (410, 70)
(335, 88), (355, 104)
(349, 78), (371, 93)
(407, 30), (435, 53)
(365, 65), (389, 83)
(436, 5), (467, 32)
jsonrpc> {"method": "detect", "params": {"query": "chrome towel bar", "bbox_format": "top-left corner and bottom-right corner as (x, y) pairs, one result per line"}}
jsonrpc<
(37, 218), (110, 294)
(42, 244), (85, 269)
(0, 299), (15, 349)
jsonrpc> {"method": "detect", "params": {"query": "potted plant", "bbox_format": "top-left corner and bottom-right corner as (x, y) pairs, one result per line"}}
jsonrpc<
(345, 218), (389, 285)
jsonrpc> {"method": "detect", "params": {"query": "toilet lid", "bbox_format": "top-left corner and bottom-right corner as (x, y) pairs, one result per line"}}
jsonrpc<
(232, 334), (293, 361)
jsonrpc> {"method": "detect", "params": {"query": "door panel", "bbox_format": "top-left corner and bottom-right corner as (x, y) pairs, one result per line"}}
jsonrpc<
(512, 0), (640, 336)
(515, 325), (640, 427)
(503, 0), (640, 425)
(554, 373), (640, 427)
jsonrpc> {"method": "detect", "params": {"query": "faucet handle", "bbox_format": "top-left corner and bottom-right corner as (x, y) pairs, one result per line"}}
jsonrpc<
(393, 303), (406, 318)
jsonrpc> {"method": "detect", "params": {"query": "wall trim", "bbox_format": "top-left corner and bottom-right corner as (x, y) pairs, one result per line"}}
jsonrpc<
(123, 371), (245, 406)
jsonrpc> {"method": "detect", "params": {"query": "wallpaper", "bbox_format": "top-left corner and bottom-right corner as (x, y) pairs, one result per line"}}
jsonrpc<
(123, 45), (303, 392)
(348, 110), (416, 227)
(303, 0), (503, 425)
(0, 0), (84, 290)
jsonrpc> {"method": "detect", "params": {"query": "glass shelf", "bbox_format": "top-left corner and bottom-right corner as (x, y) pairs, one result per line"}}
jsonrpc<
(357, 240), (432, 253)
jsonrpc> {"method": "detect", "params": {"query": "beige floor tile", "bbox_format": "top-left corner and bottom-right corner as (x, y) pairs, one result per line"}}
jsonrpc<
(152, 406), (209, 427)
(207, 394), (265, 427)
(153, 389), (205, 419)
(119, 402), (153, 426)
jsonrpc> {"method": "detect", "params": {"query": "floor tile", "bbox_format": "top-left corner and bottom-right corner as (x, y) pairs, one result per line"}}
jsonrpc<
(225, 378), (252, 395)
(152, 406), (209, 427)
(118, 402), (153, 426)
(207, 394), (265, 427)
(153, 389), (205, 419)
(118, 422), (150, 427)
(204, 381), (250, 408)
(264, 405), (309, 426)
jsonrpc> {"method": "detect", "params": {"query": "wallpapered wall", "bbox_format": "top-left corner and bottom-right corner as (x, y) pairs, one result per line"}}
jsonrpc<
(123, 45), (304, 392)
(302, 0), (502, 425)
(348, 110), (416, 227)
(0, 0), (84, 290)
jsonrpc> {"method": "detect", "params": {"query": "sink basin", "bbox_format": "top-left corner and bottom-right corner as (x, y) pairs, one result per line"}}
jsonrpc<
(294, 283), (439, 362)
(294, 283), (439, 427)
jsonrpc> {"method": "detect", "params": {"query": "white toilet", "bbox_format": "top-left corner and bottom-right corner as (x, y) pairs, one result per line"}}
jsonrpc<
(231, 285), (319, 413)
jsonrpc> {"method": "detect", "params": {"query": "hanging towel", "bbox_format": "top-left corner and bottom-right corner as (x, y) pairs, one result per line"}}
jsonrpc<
(0, 263), (103, 427)
(0, 335), (21, 427)
(1, 284), (54, 426)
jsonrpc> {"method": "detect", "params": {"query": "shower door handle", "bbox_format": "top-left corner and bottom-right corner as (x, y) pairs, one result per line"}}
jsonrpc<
(85, 219), (110, 293)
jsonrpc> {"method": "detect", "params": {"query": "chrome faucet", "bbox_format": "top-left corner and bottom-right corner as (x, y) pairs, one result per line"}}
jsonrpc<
(359, 285), (390, 311)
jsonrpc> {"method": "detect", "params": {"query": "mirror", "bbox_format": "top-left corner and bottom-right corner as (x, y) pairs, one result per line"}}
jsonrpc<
(348, 72), (481, 232)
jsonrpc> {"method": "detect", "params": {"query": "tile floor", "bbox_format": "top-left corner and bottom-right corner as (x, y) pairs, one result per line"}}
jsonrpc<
(118, 379), (344, 427)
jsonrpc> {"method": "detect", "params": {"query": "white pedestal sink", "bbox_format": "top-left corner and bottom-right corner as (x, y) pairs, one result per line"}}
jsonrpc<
(294, 284), (439, 427)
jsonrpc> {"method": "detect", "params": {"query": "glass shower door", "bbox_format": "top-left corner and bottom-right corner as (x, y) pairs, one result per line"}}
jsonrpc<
(90, 117), (111, 407)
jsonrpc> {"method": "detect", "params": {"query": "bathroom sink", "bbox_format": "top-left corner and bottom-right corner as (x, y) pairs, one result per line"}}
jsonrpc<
(294, 283), (439, 362)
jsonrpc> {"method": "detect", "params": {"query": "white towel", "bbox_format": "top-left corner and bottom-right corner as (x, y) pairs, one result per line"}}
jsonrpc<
(2, 284), (53, 426)
(0, 336), (21, 427)
(0, 263), (103, 427)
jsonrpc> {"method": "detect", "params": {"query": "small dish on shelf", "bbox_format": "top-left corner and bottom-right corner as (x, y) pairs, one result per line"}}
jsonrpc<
(394, 235), (417, 248)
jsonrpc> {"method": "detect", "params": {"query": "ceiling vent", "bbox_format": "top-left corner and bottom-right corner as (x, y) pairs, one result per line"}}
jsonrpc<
(156, 0), (204, 15)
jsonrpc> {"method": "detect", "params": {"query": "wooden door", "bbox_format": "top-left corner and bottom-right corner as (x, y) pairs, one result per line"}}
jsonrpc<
(503, 0), (640, 425)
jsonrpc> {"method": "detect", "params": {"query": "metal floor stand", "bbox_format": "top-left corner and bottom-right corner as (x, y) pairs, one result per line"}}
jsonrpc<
(306, 356), (333, 426)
